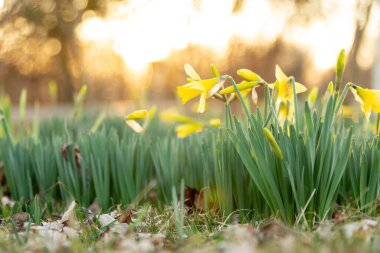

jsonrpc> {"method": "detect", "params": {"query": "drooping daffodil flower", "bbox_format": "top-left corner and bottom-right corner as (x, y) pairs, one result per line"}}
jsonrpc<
(176, 122), (204, 138)
(125, 107), (156, 133)
(219, 69), (263, 105)
(269, 65), (307, 106)
(177, 64), (226, 113)
(126, 110), (148, 120)
(349, 83), (380, 120)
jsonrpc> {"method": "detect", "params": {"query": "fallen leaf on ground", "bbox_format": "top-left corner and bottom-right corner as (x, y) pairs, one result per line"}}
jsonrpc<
(59, 201), (76, 225)
(118, 209), (133, 224)
(98, 214), (116, 227)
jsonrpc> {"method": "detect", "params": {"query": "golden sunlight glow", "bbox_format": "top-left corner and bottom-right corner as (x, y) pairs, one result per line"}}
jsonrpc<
(77, 0), (380, 74)
(0, 0), (4, 10)
(77, 0), (285, 73)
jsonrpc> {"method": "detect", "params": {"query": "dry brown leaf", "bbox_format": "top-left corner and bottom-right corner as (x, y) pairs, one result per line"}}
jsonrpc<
(98, 214), (116, 227)
(59, 201), (76, 224)
(118, 209), (133, 224)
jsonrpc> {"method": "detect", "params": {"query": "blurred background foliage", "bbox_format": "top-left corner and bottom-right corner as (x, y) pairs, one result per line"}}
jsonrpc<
(0, 0), (379, 106)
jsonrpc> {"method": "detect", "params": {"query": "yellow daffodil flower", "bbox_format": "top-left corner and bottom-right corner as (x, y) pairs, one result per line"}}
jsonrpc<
(160, 110), (195, 124)
(208, 118), (221, 127)
(220, 80), (259, 95)
(220, 69), (262, 106)
(349, 84), (380, 120)
(220, 69), (262, 94)
(125, 107), (156, 133)
(178, 64), (226, 113)
(269, 65), (307, 106)
(159, 109), (221, 136)
(126, 109), (148, 120)
(176, 123), (204, 138)
(278, 102), (289, 122)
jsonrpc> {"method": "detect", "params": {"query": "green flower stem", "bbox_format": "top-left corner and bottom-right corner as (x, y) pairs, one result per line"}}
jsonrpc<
(265, 84), (280, 130)
(290, 77), (299, 134)
(333, 83), (350, 118)
(227, 76), (254, 126)
(264, 84), (269, 119)
(225, 103), (234, 129)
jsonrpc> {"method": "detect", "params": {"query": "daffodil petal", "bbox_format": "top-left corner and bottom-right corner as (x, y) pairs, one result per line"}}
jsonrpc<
(126, 120), (144, 133)
(198, 91), (207, 113)
(359, 87), (380, 112)
(251, 87), (258, 105)
(350, 87), (364, 105)
(184, 64), (201, 80)
(275, 65), (288, 81)
(207, 79), (225, 97)
(361, 103), (371, 121)
(240, 88), (251, 97)
(350, 85), (380, 119)
(181, 81), (205, 90)
(295, 82), (307, 94)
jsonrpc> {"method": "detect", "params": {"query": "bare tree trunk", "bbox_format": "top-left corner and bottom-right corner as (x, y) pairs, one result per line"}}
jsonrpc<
(374, 30), (380, 89)
(57, 33), (75, 103)
(346, 0), (373, 85)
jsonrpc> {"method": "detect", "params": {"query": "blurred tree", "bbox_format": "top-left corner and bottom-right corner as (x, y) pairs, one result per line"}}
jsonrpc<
(346, 0), (373, 84)
(0, 0), (108, 102)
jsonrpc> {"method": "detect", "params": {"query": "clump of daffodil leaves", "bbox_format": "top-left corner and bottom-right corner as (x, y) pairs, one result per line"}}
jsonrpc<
(170, 48), (380, 225)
